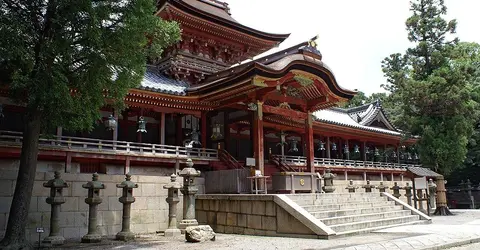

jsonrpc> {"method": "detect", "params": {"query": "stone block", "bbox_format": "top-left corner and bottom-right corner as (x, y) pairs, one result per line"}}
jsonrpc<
(224, 226), (234, 234)
(262, 216), (276, 231)
(219, 200), (228, 212)
(32, 181), (50, 196)
(244, 228), (255, 235)
(215, 225), (225, 233)
(29, 196), (38, 212)
(27, 212), (50, 228)
(247, 215), (262, 230)
(237, 214), (246, 227)
(131, 210), (146, 224)
(61, 197), (78, 212)
(143, 211), (155, 225)
(131, 223), (146, 234)
(265, 201), (276, 216)
(207, 211), (216, 225)
(202, 200), (209, 210)
(216, 212), (226, 225)
(226, 213), (236, 226)
(233, 226), (244, 234)
(276, 206), (312, 235)
(146, 223), (159, 233)
(37, 197), (50, 212)
(102, 185), (117, 197)
(0, 197), (12, 213)
(254, 229), (266, 236)
(108, 196), (123, 211)
(141, 184), (156, 197)
(0, 181), (13, 196)
(71, 182), (87, 197)
(155, 183), (167, 196)
(252, 201), (266, 215)
(97, 197), (109, 211)
(74, 212), (88, 227)
(209, 200), (219, 211)
(146, 197), (161, 210)
(240, 201), (252, 214)
(195, 199), (203, 210)
(77, 198), (89, 212)
(197, 211), (207, 224)
(131, 197), (147, 210)
(107, 225), (122, 236)
(102, 210), (122, 225)
(229, 201), (240, 213)
(59, 212), (76, 227)
(97, 226), (108, 236)
(153, 209), (166, 223)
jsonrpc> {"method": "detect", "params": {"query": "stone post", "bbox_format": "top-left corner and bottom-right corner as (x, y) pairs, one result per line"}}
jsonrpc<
(416, 189), (427, 214)
(362, 180), (375, 193)
(164, 174), (182, 237)
(390, 182), (401, 199)
(42, 171), (68, 245)
(116, 174), (138, 241)
(403, 182), (413, 206)
(376, 182), (388, 192)
(427, 179), (437, 210)
(345, 180), (358, 193)
(466, 179), (475, 209)
(322, 169), (336, 193)
(82, 173), (105, 243)
(179, 159), (201, 230)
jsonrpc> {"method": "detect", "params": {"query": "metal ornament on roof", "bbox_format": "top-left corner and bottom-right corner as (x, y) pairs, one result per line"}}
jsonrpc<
(317, 141), (326, 151)
(354, 145), (360, 153)
(105, 114), (117, 131)
(331, 143), (337, 151)
(137, 116), (147, 133)
(288, 140), (299, 153)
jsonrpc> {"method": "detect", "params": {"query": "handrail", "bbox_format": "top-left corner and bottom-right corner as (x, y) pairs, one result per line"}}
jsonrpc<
(270, 154), (297, 172)
(0, 130), (219, 160)
(218, 149), (244, 169)
(271, 154), (421, 171)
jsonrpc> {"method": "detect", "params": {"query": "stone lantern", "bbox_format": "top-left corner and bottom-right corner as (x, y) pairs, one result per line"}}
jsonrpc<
(322, 169), (336, 193)
(163, 173), (182, 237)
(391, 182), (402, 199)
(403, 182), (413, 205)
(427, 179), (437, 210)
(179, 159), (201, 230)
(42, 171), (68, 245)
(345, 180), (358, 193)
(116, 173), (138, 241)
(82, 173), (105, 243)
(376, 182), (388, 192)
(362, 180), (375, 193)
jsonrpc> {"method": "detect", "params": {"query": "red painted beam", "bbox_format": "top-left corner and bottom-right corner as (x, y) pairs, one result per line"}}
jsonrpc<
(263, 105), (307, 120)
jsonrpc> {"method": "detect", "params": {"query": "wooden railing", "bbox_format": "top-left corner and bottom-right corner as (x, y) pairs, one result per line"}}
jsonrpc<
(218, 149), (244, 169)
(270, 154), (297, 172)
(272, 155), (421, 170)
(0, 130), (219, 160)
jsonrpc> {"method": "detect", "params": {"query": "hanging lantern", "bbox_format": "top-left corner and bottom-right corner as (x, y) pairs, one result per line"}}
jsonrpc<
(354, 144), (360, 153)
(137, 116), (147, 133)
(211, 123), (222, 139)
(331, 143), (337, 151)
(344, 144), (349, 154)
(407, 152), (412, 160)
(317, 141), (326, 151)
(288, 140), (299, 152)
(400, 152), (405, 160)
(414, 153), (419, 160)
(365, 146), (370, 154)
(104, 114), (117, 131)
(391, 150), (397, 158)
(374, 147), (380, 156)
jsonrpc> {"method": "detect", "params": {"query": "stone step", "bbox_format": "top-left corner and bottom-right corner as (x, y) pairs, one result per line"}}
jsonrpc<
(334, 220), (428, 237)
(319, 210), (412, 226)
(311, 205), (404, 219)
(288, 193), (382, 200)
(329, 215), (420, 233)
(293, 196), (388, 206)
(301, 200), (396, 212)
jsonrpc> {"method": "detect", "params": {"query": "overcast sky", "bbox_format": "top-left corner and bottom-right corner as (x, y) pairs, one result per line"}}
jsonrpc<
(223, 0), (480, 95)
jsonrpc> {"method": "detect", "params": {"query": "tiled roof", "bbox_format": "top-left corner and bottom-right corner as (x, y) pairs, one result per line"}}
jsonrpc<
(138, 67), (188, 96)
(313, 108), (402, 136)
(407, 167), (443, 177)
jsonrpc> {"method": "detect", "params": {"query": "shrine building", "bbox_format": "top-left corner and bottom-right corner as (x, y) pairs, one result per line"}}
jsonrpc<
(0, 0), (420, 187)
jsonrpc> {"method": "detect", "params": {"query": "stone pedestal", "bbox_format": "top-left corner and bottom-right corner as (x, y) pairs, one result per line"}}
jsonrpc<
(82, 173), (105, 243)
(376, 182), (388, 192)
(391, 182), (401, 199)
(42, 171), (68, 245)
(164, 174), (182, 237)
(179, 159), (201, 231)
(116, 174), (138, 241)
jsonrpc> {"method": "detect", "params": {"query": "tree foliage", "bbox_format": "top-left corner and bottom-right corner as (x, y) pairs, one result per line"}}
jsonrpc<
(381, 0), (479, 175)
(0, 0), (180, 247)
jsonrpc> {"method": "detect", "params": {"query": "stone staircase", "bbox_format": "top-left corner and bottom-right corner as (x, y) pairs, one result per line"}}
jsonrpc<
(287, 192), (427, 236)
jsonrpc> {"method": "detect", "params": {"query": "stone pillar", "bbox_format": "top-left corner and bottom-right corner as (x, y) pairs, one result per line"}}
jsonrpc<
(179, 159), (201, 230)
(346, 180), (358, 193)
(391, 182), (401, 199)
(164, 174), (182, 237)
(253, 101), (264, 174)
(116, 174), (138, 241)
(322, 169), (336, 193)
(82, 173), (105, 243)
(377, 182), (387, 192)
(403, 182), (413, 206)
(305, 112), (315, 173)
(428, 179), (437, 210)
(362, 180), (375, 193)
(42, 171), (68, 245)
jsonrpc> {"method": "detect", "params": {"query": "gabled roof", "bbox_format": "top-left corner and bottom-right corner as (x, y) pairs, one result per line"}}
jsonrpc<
(407, 167), (443, 178)
(345, 100), (397, 131)
(138, 66), (188, 96)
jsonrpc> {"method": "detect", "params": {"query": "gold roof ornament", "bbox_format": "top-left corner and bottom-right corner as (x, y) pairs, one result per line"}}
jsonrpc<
(308, 35), (319, 48)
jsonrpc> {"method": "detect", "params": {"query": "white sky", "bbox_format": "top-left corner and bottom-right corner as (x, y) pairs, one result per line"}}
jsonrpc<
(223, 0), (480, 95)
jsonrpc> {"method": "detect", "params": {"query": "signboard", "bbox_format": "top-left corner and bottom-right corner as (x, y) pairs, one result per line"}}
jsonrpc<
(36, 227), (44, 233)
(414, 177), (427, 189)
(246, 158), (255, 167)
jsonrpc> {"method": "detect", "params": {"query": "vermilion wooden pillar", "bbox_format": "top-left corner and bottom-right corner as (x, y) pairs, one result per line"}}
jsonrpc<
(253, 101), (264, 174)
(201, 112), (207, 148)
(305, 112), (315, 173)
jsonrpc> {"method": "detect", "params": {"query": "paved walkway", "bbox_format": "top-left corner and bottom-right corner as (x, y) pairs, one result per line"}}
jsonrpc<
(55, 209), (480, 250)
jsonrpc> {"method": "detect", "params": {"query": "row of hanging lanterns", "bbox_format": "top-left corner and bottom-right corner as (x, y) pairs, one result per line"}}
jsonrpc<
(104, 114), (147, 133)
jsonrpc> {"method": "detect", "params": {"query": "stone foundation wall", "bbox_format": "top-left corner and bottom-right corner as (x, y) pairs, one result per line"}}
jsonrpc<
(0, 167), (205, 242)
(195, 195), (327, 238)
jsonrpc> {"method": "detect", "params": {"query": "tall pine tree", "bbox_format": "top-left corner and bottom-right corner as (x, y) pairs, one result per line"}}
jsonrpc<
(0, 1), (180, 248)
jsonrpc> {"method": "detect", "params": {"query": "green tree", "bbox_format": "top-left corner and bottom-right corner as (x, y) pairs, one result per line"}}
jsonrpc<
(0, 1), (180, 248)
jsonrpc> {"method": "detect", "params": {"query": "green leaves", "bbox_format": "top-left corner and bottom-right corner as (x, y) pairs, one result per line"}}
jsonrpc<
(0, 0), (180, 132)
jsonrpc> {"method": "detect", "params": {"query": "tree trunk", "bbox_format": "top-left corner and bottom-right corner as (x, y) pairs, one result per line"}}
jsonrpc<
(0, 109), (42, 249)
